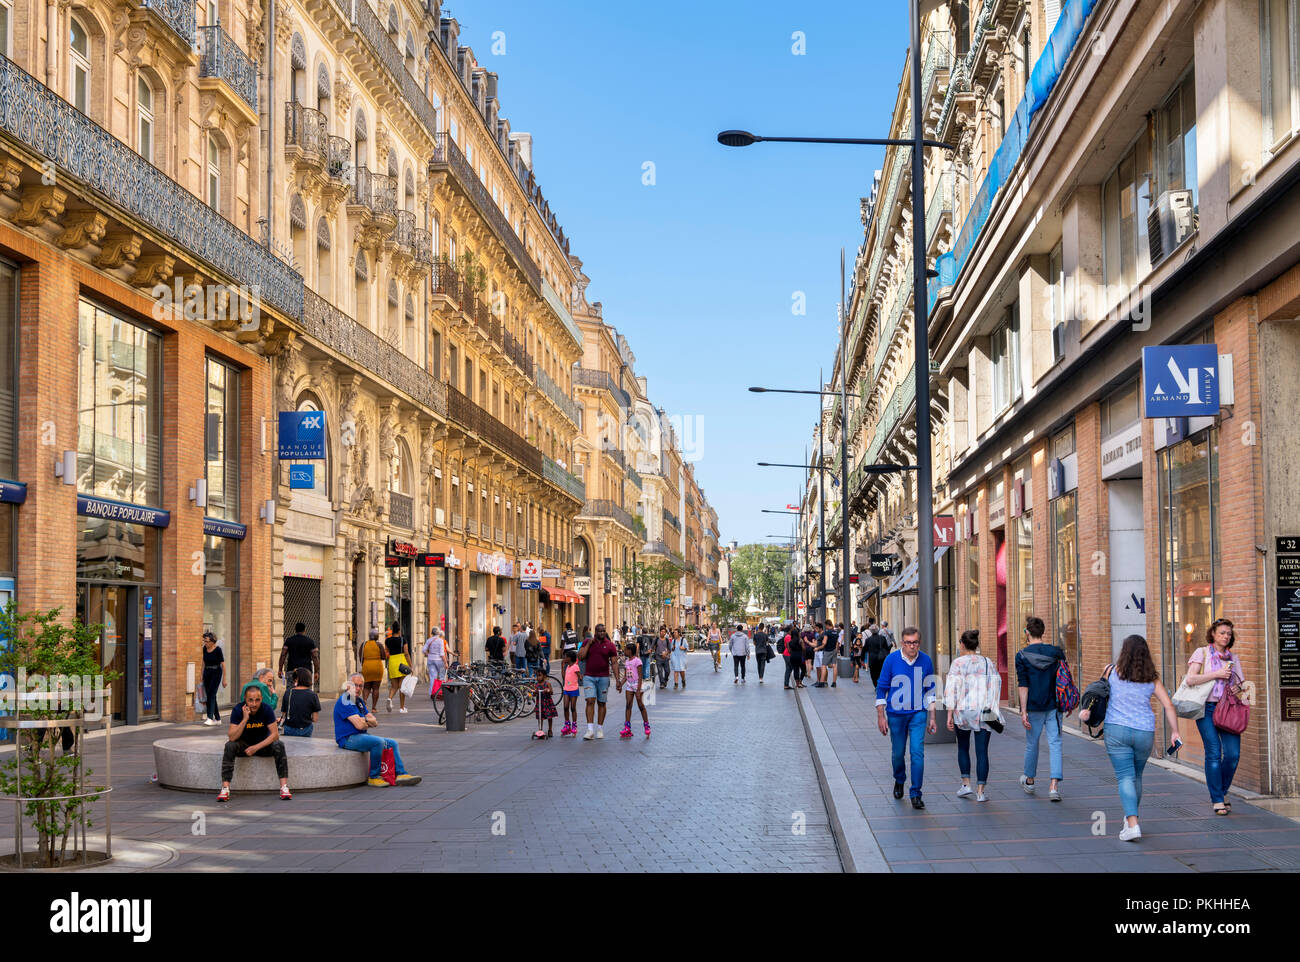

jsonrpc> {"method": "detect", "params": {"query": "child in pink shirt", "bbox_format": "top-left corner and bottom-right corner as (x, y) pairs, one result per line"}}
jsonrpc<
(560, 650), (581, 737)
(617, 642), (650, 738)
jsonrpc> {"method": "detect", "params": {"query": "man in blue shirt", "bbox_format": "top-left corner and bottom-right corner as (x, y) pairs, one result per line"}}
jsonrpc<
(875, 627), (938, 809)
(334, 673), (422, 787)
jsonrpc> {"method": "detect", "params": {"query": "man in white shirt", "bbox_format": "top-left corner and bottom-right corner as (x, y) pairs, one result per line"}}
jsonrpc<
(729, 625), (751, 685)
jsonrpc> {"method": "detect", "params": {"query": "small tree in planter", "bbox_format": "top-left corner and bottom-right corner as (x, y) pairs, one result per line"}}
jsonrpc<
(0, 605), (116, 868)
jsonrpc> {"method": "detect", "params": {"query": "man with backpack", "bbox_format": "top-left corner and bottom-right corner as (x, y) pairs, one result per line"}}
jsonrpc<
(1014, 615), (1072, 801)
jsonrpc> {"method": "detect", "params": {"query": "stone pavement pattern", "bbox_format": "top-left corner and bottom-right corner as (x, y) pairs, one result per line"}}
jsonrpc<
(1, 652), (841, 873)
(801, 676), (1300, 872)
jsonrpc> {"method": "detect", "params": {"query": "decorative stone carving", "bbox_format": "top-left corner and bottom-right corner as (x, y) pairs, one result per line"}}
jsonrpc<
(0, 156), (23, 193)
(333, 70), (354, 120)
(14, 185), (67, 227)
(128, 252), (175, 289)
(94, 231), (143, 270)
(275, 340), (302, 414)
(56, 210), (108, 250)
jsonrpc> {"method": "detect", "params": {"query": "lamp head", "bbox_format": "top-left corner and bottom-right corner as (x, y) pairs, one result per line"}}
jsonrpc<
(717, 129), (760, 148)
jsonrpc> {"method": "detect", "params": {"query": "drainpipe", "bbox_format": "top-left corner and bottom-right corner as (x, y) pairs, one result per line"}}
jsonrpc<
(264, 0), (275, 250)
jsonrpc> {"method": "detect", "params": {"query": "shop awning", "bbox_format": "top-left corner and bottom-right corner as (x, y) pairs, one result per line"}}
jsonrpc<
(882, 546), (950, 597)
(542, 587), (583, 604)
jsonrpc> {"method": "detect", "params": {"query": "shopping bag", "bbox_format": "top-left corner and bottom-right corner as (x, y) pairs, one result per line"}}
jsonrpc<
(430, 677), (443, 700)
(400, 673), (417, 698)
(644, 683), (656, 707)
(380, 745), (397, 786)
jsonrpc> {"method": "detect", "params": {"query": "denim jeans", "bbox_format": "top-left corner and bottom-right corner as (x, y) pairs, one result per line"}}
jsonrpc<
(955, 728), (991, 784)
(1024, 710), (1064, 781)
(1196, 703), (1242, 804)
(887, 711), (927, 798)
(282, 723), (314, 737)
(340, 732), (408, 778)
(1104, 723), (1154, 818)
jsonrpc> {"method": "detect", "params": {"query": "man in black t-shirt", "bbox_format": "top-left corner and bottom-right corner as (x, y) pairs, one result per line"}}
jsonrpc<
(279, 622), (319, 690)
(816, 625), (840, 688)
(486, 626), (507, 665)
(218, 686), (290, 802)
(281, 668), (322, 737)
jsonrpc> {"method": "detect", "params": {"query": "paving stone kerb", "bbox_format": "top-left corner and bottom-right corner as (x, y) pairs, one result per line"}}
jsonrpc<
(799, 680), (1300, 873)
(153, 736), (367, 792)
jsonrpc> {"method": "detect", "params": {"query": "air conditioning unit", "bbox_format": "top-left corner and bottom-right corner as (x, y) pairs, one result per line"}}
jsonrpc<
(1146, 189), (1195, 266)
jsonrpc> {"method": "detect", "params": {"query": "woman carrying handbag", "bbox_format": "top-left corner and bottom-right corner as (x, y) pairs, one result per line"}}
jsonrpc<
(942, 629), (1001, 802)
(1184, 618), (1247, 815)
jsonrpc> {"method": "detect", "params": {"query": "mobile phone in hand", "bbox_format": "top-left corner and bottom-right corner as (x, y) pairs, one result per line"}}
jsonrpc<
(1168, 737), (1183, 757)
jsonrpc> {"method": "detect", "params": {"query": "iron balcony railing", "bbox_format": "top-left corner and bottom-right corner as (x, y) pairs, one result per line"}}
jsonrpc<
(533, 363), (580, 425)
(198, 24), (258, 112)
(388, 491), (413, 529)
(285, 101), (326, 160)
(574, 367), (630, 408)
(542, 278), (583, 349)
(413, 228), (433, 266)
(0, 53), (301, 319)
(301, 289), (446, 416)
(502, 330), (532, 376)
(582, 499), (636, 532)
(351, 0), (439, 134)
(327, 135), (351, 179)
(429, 133), (541, 291)
(446, 385), (542, 475)
(391, 209), (416, 249)
(663, 509), (681, 532)
(642, 540), (671, 558)
(433, 259), (462, 304)
(351, 166), (397, 217)
(625, 465), (643, 490)
(925, 170), (952, 248)
(542, 456), (585, 501)
(602, 445), (627, 474)
(141, 0), (195, 46)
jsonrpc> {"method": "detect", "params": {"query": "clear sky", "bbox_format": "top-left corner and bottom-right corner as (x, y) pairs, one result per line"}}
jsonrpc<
(455, 1), (912, 545)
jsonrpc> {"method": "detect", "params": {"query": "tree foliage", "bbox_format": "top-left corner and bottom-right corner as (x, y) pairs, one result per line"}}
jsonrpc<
(615, 559), (682, 628)
(729, 543), (789, 615)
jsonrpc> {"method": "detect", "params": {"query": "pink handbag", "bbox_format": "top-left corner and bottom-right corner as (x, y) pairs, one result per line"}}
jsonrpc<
(1212, 679), (1249, 735)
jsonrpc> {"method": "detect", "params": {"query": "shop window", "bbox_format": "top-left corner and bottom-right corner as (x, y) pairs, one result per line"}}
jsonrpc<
(204, 356), (240, 522)
(1011, 510), (1034, 705)
(1263, 0), (1299, 147)
(1050, 491), (1079, 667)
(203, 534), (238, 708)
(77, 300), (162, 507)
(0, 260), (15, 482)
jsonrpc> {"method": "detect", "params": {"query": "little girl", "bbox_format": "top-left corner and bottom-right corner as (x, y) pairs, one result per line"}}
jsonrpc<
(617, 641), (650, 738)
(560, 650), (581, 737)
(534, 664), (557, 738)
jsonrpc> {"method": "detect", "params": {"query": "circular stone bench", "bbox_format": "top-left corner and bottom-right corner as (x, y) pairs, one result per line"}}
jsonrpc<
(153, 736), (368, 792)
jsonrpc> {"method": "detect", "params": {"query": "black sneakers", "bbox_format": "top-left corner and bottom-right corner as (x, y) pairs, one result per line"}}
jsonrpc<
(911, 797), (925, 810)
(893, 782), (905, 799)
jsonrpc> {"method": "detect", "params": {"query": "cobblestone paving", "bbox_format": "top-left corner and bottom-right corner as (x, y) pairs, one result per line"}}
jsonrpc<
(1, 652), (841, 873)
(803, 677), (1300, 872)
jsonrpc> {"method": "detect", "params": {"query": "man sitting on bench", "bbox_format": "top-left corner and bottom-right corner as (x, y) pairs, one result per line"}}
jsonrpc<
(218, 684), (291, 802)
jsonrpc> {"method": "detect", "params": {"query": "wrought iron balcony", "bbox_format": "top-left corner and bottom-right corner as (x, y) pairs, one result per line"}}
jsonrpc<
(413, 228), (433, 267)
(925, 170), (952, 250)
(0, 53), (301, 320)
(432, 258), (462, 305)
(502, 330), (532, 376)
(285, 101), (327, 165)
(626, 465), (643, 490)
(533, 363), (580, 425)
(301, 288), (446, 416)
(388, 490), (413, 529)
(351, 0), (439, 134)
(428, 133), (541, 291)
(350, 166), (397, 220)
(574, 367), (630, 408)
(390, 209), (416, 250)
(542, 456), (585, 501)
(582, 499), (636, 532)
(662, 509), (681, 532)
(198, 24), (258, 113)
(140, 0), (195, 47)
(326, 135), (350, 180)
(542, 278), (583, 349)
(446, 385), (542, 476)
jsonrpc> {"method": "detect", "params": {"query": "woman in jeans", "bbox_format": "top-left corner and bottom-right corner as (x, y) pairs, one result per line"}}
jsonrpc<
(1184, 618), (1246, 815)
(1083, 635), (1181, 841)
(200, 631), (226, 725)
(943, 629), (1000, 802)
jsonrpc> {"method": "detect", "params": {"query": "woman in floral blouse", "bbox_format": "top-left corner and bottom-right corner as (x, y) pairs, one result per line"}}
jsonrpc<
(943, 629), (1003, 802)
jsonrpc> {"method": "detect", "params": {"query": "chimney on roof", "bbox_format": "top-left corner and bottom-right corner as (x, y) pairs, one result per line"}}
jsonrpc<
(510, 132), (533, 170)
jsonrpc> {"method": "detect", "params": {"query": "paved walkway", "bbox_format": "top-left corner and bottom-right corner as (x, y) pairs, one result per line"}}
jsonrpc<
(1, 652), (840, 872)
(799, 676), (1300, 872)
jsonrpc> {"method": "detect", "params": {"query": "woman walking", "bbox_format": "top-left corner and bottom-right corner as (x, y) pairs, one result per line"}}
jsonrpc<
(422, 627), (448, 699)
(670, 628), (689, 690)
(358, 629), (386, 712)
(200, 631), (226, 725)
(1082, 634), (1182, 840)
(1185, 619), (1246, 815)
(943, 629), (1001, 802)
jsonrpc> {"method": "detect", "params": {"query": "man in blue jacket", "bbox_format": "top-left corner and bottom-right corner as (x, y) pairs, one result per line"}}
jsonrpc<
(1014, 615), (1065, 801)
(875, 627), (938, 809)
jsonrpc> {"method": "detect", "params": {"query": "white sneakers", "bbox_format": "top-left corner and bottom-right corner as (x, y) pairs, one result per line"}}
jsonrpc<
(385, 697), (393, 712)
(398, 707), (408, 714)
(1019, 775), (1036, 795)
(202, 718), (216, 727)
(582, 729), (595, 740)
(976, 792), (988, 803)
(595, 728), (604, 739)
(1119, 823), (1142, 842)
(957, 785), (974, 798)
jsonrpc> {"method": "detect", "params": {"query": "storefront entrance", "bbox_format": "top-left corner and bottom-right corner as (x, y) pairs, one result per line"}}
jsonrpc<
(75, 582), (158, 725)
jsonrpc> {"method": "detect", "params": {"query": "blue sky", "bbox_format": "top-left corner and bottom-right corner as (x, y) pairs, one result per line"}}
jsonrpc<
(456, 1), (912, 545)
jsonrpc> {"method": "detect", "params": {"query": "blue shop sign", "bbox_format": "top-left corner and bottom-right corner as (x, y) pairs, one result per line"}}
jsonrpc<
(0, 479), (27, 504)
(203, 517), (247, 540)
(289, 464), (315, 489)
(278, 410), (326, 459)
(1142, 344), (1219, 417)
(77, 494), (170, 528)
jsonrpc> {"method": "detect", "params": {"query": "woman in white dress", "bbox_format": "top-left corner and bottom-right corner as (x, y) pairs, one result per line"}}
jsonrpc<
(670, 628), (690, 690)
(943, 629), (1002, 802)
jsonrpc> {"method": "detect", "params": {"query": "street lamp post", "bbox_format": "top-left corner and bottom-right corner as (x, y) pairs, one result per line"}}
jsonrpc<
(722, 2), (951, 670)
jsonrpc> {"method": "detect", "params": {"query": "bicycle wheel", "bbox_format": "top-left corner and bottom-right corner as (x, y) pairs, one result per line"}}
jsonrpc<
(545, 673), (563, 703)
(484, 686), (517, 723)
(513, 684), (536, 718)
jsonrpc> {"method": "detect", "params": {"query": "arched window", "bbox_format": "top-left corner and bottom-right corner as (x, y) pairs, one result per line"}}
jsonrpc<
(289, 194), (307, 273)
(137, 75), (154, 162)
(404, 294), (416, 358)
(289, 33), (306, 103)
(387, 4), (399, 36)
(386, 280), (399, 345)
(354, 109), (368, 169)
(206, 133), (222, 211)
(315, 216), (332, 301)
(295, 394), (330, 499)
(69, 16), (91, 113)
(403, 164), (414, 212)
(354, 251), (370, 329)
(316, 61), (331, 113)
(390, 438), (412, 495)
